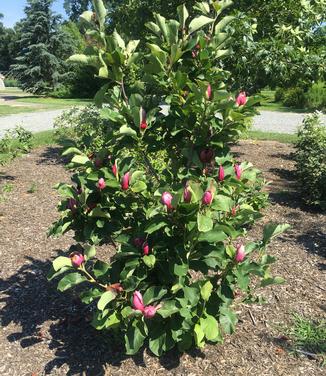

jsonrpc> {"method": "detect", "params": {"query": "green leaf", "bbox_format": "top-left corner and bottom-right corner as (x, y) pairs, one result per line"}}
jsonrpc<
(97, 290), (116, 310)
(263, 223), (290, 244)
(145, 220), (167, 234)
(201, 315), (221, 342)
(177, 4), (189, 29)
(189, 16), (214, 33)
(260, 276), (285, 287)
(198, 229), (227, 242)
(154, 13), (168, 41)
(219, 306), (238, 334)
(125, 320), (147, 355)
(105, 312), (120, 328)
(94, 83), (109, 107)
(53, 256), (72, 271)
(143, 255), (156, 268)
(194, 323), (205, 347)
(183, 286), (200, 306)
(131, 181), (147, 193)
(157, 300), (179, 318)
(149, 326), (174, 356)
(61, 147), (84, 156)
(119, 124), (137, 138)
(214, 15), (235, 33)
(200, 281), (213, 301)
(71, 155), (89, 165)
(212, 195), (233, 212)
(143, 286), (167, 305)
(84, 245), (96, 260)
(57, 273), (87, 292)
(173, 263), (188, 276)
(197, 213), (213, 232)
(93, 0), (107, 26)
(80, 10), (94, 23)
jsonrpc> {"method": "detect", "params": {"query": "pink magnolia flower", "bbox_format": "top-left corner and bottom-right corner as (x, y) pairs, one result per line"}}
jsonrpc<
(143, 305), (160, 319)
(70, 252), (84, 267)
(235, 244), (246, 263)
(236, 91), (247, 106)
(218, 165), (225, 182)
(183, 187), (192, 203)
(200, 148), (214, 164)
(161, 191), (173, 209)
(112, 161), (118, 177)
(97, 178), (106, 190)
(132, 291), (145, 312)
(142, 242), (150, 255)
(202, 190), (213, 205)
(121, 172), (130, 190)
(206, 84), (212, 100)
(234, 164), (242, 180)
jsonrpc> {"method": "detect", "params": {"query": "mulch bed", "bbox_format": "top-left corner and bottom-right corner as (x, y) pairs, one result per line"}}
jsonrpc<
(0, 141), (325, 376)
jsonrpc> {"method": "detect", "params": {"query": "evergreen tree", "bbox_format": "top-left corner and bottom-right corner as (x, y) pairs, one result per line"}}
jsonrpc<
(10, 0), (73, 94)
(0, 15), (16, 72)
(64, 0), (92, 21)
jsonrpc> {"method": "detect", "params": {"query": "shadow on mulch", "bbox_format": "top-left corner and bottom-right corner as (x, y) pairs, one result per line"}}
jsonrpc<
(0, 256), (200, 375)
(0, 172), (15, 183)
(37, 146), (67, 166)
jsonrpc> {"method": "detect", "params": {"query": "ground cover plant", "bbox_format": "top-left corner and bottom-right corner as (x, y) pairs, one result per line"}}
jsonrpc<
(49, 0), (289, 356)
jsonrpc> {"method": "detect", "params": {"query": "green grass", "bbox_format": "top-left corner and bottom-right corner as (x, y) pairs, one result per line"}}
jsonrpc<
(258, 89), (309, 113)
(33, 130), (58, 147)
(245, 130), (297, 144)
(15, 96), (92, 106)
(0, 105), (43, 116)
(286, 313), (326, 356)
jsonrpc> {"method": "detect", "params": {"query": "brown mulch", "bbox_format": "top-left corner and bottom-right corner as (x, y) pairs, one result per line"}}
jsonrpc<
(0, 141), (325, 376)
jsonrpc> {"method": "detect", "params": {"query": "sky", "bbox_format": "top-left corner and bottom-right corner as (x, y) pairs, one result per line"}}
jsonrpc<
(0, 0), (66, 28)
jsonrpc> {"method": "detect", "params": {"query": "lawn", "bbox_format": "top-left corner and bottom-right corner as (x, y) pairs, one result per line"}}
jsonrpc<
(258, 89), (309, 113)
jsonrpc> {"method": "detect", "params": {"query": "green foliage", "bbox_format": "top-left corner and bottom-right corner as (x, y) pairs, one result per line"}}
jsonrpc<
(10, 0), (75, 94)
(285, 313), (326, 356)
(3, 78), (19, 87)
(305, 81), (326, 111)
(282, 87), (306, 108)
(0, 126), (33, 165)
(49, 0), (289, 356)
(294, 112), (326, 208)
(274, 87), (285, 103)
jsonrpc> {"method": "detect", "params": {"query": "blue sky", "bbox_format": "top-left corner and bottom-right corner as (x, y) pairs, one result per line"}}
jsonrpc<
(0, 0), (66, 27)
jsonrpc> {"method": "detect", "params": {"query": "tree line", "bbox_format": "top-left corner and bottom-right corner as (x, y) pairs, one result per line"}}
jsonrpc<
(0, 0), (325, 96)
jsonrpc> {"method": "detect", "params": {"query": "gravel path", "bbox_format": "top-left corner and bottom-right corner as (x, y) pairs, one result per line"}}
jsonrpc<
(0, 108), (325, 138)
(0, 109), (65, 137)
(252, 110), (326, 134)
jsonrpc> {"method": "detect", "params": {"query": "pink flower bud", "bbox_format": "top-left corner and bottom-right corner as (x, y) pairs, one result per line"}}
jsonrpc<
(142, 241), (150, 255)
(121, 172), (130, 190)
(112, 162), (118, 177)
(235, 244), (246, 263)
(192, 50), (197, 59)
(133, 237), (145, 248)
(140, 108), (147, 130)
(76, 186), (82, 195)
(206, 84), (212, 100)
(234, 164), (242, 180)
(140, 120), (147, 130)
(70, 252), (84, 267)
(143, 305), (159, 319)
(132, 291), (144, 312)
(161, 191), (173, 209)
(183, 187), (192, 203)
(97, 178), (106, 190)
(199, 148), (214, 164)
(218, 165), (225, 182)
(67, 198), (77, 212)
(202, 190), (213, 205)
(231, 206), (237, 216)
(236, 91), (247, 106)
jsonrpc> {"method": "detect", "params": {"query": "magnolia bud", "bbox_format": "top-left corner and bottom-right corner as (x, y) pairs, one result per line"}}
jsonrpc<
(133, 237), (145, 248)
(236, 91), (247, 106)
(218, 165), (225, 182)
(97, 178), (106, 190)
(183, 187), (192, 203)
(132, 291), (144, 312)
(161, 191), (173, 209)
(143, 305), (159, 319)
(112, 162), (118, 177)
(70, 252), (84, 267)
(142, 242), (150, 255)
(206, 84), (212, 100)
(235, 244), (246, 263)
(234, 164), (242, 180)
(202, 190), (213, 205)
(199, 148), (214, 164)
(121, 172), (130, 190)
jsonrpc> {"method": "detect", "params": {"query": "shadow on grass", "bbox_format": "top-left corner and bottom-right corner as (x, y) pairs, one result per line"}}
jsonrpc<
(0, 256), (202, 375)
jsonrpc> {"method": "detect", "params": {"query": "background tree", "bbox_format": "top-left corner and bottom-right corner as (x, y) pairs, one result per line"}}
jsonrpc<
(64, 0), (92, 21)
(0, 14), (16, 72)
(10, 0), (74, 94)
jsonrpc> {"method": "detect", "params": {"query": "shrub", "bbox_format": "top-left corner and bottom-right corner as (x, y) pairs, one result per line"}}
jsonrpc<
(3, 78), (19, 87)
(283, 87), (306, 108)
(49, 0), (289, 356)
(294, 112), (326, 208)
(305, 81), (326, 111)
(0, 126), (33, 164)
(274, 87), (285, 103)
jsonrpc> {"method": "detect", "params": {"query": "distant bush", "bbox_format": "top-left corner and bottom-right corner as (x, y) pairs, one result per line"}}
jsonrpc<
(0, 126), (33, 164)
(274, 87), (285, 103)
(283, 87), (306, 108)
(4, 78), (19, 87)
(305, 81), (326, 111)
(294, 112), (326, 208)
(53, 105), (110, 152)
